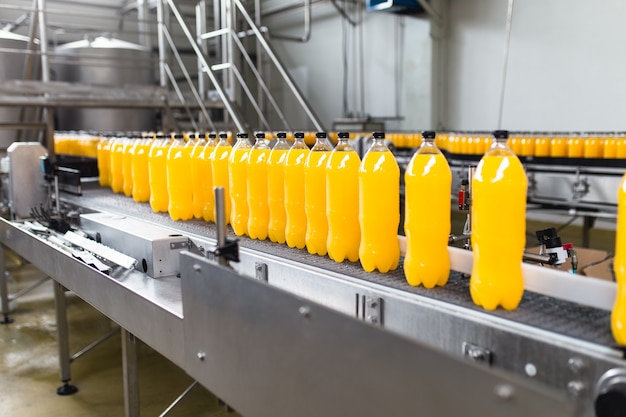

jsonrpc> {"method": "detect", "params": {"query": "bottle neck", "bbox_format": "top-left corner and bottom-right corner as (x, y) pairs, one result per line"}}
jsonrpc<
(312, 137), (331, 151)
(274, 138), (291, 150)
(417, 137), (440, 154)
(335, 138), (354, 152)
(292, 138), (308, 149)
(369, 138), (388, 152)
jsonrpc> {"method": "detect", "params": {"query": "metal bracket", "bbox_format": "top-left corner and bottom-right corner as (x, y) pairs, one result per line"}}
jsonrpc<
(255, 262), (268, 282)
(356, 294), (383, 326)
(463, 342), (493, 365)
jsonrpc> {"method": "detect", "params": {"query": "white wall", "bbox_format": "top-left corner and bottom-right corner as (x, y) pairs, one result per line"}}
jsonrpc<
(443, 0), (626, 131)
(264, 2), (432, 131)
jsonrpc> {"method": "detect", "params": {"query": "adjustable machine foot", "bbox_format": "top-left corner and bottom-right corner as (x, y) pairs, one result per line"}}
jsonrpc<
(57, 382), (78, 396)
(0, 315), (13, 324)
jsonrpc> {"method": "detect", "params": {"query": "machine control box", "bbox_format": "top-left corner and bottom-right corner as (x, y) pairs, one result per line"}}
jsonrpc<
(80, 212), (189, 278)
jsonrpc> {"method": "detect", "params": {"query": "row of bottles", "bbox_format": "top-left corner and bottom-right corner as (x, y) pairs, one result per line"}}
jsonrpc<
(54, 131), (100, 158)
(439, 132), (626, 158)
(95, 128), (526, 312)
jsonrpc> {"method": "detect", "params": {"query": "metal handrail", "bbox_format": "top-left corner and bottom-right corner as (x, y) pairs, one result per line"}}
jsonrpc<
(162, 24), (216, 131)
(163, 0), (245, 132)
(233, 0), (323, 131)
(201, 27), (290, 130)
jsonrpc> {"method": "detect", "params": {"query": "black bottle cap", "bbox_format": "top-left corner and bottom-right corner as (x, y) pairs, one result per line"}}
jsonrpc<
(173, 133), (184, 139)
(208, 132), (217, 139)
(316, 132), (327, 139)
(237, 132), (249, 139)
(338, 132), (350, 139)
(493, 130), (509, 139)
(255, 132), (266, 139)
(373, 131), (385, 139)
(277, 132), (287, 139)
(422, 131), (436, 139)
(294, 132), (305, 139)
(188, 134), (196, 140)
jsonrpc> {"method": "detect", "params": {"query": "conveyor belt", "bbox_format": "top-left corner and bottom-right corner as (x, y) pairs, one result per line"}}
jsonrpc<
(63, 183), (614, 348)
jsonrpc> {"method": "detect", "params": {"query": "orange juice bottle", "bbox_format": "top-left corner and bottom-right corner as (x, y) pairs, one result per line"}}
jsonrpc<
(210, 132), (232, 223)
(534, 135), (550, 157)
(470, 130), (527, 310)
(304, 132), (333, 256)
(584, 136), (603, 158)
(604, 135), (618, 158)
(110, 136), (126, 194)
(404, 131), (451, 288)
(611, 173), (626, 344)
(519, 134), (535, 157)
(617, 137), (626, 159)
(97, 135), (112, 187)
(567, 134), (584, 158)
(326, 131), (360, 263)
(131, 135), (151, 202)
(122, 136), (136, 197)
(267, 132), (291, 244)
(229, 132), (251, 236)
(359, 132), (400, 273)
(148, 135), (170, 213)
(190, 133), (208, 218)
(285, 132), (310, 249)
(550, 135), (567, 157)
(247, 132), (271, 240)
(199, 133), (218, 222)
(166, 134), (194, 221)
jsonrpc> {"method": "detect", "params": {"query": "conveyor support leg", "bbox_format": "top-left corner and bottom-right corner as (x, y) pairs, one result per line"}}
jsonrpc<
(122, 328), (140, 417)
(582, 216), (596, 248)
(0, 246), (13, 324)
(54, 281), (78, 395)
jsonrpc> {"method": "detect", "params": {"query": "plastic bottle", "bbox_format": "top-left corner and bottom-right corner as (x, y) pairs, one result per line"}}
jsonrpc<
(110, 136), (126, 194)
(584, 136), (603, 158)
(131, 134), (152, 203)
(97, 135), (112, 187)
(404, 131), (451, 287)
(122, 135), (136, 197)
(267, 132), (291, 244)
(568, 134), (584, 158)
(304, 132), (333, 256)
(166, 133), (194, 221)
(534, 136), (551, 157)
(200, 133), (218, 222)
(612, 173), (626, 344)
(247, 132), (271, 240)
(326, 131), (360, 263)
(284, 132), (310, 249)
(190, 133), (208, 219)
(148, 135), (170, 212)
(470, 130), (527, 311)
(210, 132), (232, 223)
(228, 132), (251, 236)
(358, 132), (400, 273)
(550, 135), (567, 157)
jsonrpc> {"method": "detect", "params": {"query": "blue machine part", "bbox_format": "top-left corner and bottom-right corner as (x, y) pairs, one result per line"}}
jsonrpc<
(366, 0), (427, 13)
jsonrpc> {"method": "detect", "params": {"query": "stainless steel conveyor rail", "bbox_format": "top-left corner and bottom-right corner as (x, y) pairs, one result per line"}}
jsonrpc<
(55, 185), (626, 417)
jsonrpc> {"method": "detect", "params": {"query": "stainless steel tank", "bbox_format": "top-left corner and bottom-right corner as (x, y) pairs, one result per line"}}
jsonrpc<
(0, 30), (39, 147)
(53, 36), (156, 132)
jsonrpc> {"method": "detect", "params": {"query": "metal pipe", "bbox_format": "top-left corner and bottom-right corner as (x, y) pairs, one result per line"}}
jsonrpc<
(157, 0), (167, 89)
(415, 0), (443, 26)
(159, 381), (198, 417)
(523, 252), (554, 265)
(137, 0), (151, 50)
(196, 0), (207, 105)
(0, 248), (12, 324)
(163, 26), (216, 131)
(233, 0), (324, 131)
(8, 275), (49, 300)
(2, 13), (29, 32)
(54, 282), (72, 384)
(330, 0), (357, 26)
(270, 0), (311, 42)
(497, 0), (515, 129)
(166, 0), (245, 131)
(214, 187), (229, 267)
(70, 326), (120, 362)
(36, 0), (49, 83)
(121, 329), (140, 417)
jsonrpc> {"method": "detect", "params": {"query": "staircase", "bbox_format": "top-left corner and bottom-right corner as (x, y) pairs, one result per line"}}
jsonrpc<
(157, 0), (323, 133)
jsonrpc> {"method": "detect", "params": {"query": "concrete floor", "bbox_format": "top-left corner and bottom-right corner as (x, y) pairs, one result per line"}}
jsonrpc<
(0, 259), (240, 417)
(0, 214), (616, 417)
